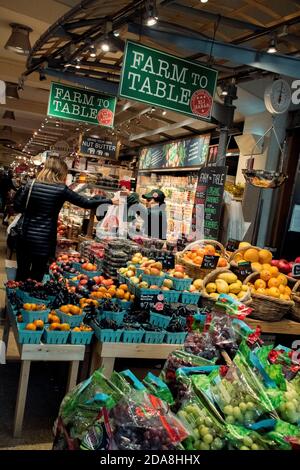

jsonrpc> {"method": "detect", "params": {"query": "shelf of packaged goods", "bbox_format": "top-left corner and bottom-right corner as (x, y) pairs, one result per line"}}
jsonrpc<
(245, 318), (300, 335)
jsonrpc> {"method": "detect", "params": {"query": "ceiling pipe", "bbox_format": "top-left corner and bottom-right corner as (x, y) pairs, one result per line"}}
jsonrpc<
(128, 23), (300, 78)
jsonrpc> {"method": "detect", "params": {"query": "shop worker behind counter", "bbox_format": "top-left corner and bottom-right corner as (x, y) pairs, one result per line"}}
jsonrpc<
(14, 156), (117, 282)
(142, 189), (167, 240)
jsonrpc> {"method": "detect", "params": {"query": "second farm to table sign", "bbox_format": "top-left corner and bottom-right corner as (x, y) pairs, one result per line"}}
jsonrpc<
(119, 41), (218, 121)
(47, 82), (117, 128)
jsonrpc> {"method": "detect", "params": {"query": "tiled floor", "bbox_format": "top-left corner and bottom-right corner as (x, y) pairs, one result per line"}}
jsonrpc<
(0, 226), (54, 450)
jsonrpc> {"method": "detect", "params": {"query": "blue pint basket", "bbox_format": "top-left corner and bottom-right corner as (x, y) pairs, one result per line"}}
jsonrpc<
(143, 330), (165, 344)
(136, 287), (161, 297)
(72, 262), (82, 271)
(43, 329), (70, 344)
(122, 330), (144, 343)
(56, 310), (85, 327)
(181, 292), (201, 305)
(102, 310), (125, 326)
(149, 312), (171, 329)
(80, 269), (101, 278)
(165, 332), (188, 344)
(165, 275), (192, 292)
(18, 291), (52, 307)
(141, 274), (165, 287)
(17, 324), (43, 344)
(92, 325), (123, 343)
(21, 309), (50, 323)
(163, 291), (181, 303)
(69, 330), (94, 345)
(117, 299), (133, 311)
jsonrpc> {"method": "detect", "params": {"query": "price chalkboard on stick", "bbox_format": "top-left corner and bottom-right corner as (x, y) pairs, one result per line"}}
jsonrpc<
(201, 255), (219, 270)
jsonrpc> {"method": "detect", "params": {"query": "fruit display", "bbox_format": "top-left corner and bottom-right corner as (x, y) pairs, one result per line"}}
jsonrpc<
(202, 269), (250, 302)
(23, 303), (47, 311)
(59, 305), (83, 316)
(246, 270), (292, 301)
(72, 324), (93, 332)
(181, 243), (228, 268)
(178, 401), (226, 450)
(271, 256), (300, 277)
(81, 262), (98, 272)
(25, 320), (44, 331)
(167, 264), (191, 280)
(230, 243), (273, 268)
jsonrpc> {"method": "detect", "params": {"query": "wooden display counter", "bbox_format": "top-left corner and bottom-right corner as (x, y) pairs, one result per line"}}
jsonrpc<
(245, 318), (300, 335)
(90, 341), (183, 379)
(2, 301), (86, 438)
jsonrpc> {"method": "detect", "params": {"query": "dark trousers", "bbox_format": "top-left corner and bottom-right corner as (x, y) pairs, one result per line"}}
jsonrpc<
(16, 242), (49, 282)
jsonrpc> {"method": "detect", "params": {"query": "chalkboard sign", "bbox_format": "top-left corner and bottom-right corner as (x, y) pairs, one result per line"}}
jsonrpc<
(292, 263), (300, 277)
(226, 239), (240, 252)
(140, 292), (164, 311)
(191, 166), (227, 240)
(201, 255), (219, 269)
(80, 134), (117, 159)
(156, 252), (175, 270)
(238, 262), (252, 277)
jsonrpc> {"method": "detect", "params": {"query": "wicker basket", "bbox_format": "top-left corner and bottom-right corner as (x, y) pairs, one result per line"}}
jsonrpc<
(201, 267), (251, 309)
(291, 280), (300, 322)
(229, 245), (263, 269)
(244, 272), (294, 321)
(176, 239), (229, 280)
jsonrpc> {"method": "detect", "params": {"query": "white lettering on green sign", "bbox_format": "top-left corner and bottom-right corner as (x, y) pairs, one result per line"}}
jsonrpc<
(119, 41), (218, 120)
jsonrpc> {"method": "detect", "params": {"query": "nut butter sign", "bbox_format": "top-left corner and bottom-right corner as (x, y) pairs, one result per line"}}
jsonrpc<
(119, 41), (218, 121)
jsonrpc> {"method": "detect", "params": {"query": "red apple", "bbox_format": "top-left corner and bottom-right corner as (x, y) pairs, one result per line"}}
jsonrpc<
(271, 259), (279, 267)
(278, 259), (291, 274)
(294, 257), (300, 264)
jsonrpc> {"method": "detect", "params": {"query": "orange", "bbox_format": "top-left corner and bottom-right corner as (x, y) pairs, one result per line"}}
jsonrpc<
(285, 286), (292, 296)
(269, 266), (279, 277)
(234, 253), (244, 262)
(73, 327), (81, 332)
(268, 287), (280, 298)
(116, 288), (125, 299)
(104, 293), (112, 299)
(49, 322), (61, 331)
(205, 245), (216, 255)
(244, 248), (259, 263)
(33, 319), (44, 330)
(268, 277), (281, 288)
(25, 323), (36, 331)
(99, 286), (107, 293)
(60, 323), (71, 331)
(262, 263), (272, 271)
(251, 262), (262, 272)
(124, 292), (131, 301)
(119, 284), (128, 292)
(50, 314), (60, 323)
(280, 294), (291, 301)
(277, 274), (287, 286)
(254, 279), (266, 290)
(258, 249), (272, 264)
(260, 270), (272, 282)
(70, 305), (81, 315)
(60, 305), (69, 313)
(197, 248), (206, 257)
(218, 257), (228, 267)
(194, 256), (203, 265)
(279, 285), (286, 294)
(256, 287), (266, 295)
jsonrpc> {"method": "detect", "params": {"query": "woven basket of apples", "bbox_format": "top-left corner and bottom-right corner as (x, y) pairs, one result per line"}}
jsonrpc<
(243, 270), (295, 321)
(176, 240), (229, 280)
(202, 268), (251, 308)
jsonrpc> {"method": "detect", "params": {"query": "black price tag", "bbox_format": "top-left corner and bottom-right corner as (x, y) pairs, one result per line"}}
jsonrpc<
(140, 292), (164, 312)
(238, 262), (252, 277)
(226, 239), (240, 252)
(156, 252), (175, 270)
(292, 263), (300, 277)
(201, 255), (219, 269)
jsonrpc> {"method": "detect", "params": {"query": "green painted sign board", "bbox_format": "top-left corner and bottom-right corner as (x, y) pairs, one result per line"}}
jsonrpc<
(119, 41), (218, 121)
(47, 82), (117, 128)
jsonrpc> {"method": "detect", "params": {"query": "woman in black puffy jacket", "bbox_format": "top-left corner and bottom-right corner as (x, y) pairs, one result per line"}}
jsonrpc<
(14, 155), (116, 281)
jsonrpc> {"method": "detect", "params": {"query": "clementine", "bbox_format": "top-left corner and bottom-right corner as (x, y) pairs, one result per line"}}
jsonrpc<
(25, 323), (36, 331)
(254, 279), (266, 290)
(268, 277), (281, 288)
(244, 248), (259, 263)
(260, 270), (272, 282)
(258, 249), (272, 264)
(268, 287), (280, 298)
(269, 266), (279, 278)
(277, 274), (287, 286)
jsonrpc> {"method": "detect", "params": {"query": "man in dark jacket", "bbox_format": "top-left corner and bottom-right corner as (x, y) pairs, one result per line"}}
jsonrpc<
(142, 189), (167, 240)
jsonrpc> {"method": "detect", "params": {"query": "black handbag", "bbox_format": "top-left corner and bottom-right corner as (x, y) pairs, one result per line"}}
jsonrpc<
(8, 179), (35, 243)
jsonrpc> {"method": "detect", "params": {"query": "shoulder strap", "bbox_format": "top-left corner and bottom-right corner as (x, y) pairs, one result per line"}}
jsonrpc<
(25, 179), (35, 210)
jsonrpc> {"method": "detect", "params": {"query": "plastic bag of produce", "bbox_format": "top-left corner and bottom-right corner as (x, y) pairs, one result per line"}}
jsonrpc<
(226, 423), (271, 450)
(184, 331), (220, 361)
(109, 390), (190, 450)
(205, 310), (239, 359)
(178, 392), (227, 450)
(262, 419), (300, 450)
(143, 372), (175, 406)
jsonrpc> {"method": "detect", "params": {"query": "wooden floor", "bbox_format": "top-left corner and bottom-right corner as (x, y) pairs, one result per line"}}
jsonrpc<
(0, 226), (52, 450)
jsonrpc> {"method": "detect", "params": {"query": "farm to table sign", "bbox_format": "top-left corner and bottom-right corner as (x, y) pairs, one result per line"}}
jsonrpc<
(119, 41), (218, 120)
(47, 82), (117, 128)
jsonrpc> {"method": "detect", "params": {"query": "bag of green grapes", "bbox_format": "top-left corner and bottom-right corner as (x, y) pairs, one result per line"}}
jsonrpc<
(226, 423), (271, 450)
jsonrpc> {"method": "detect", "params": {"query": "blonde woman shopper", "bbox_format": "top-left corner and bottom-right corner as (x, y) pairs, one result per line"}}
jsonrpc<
(14, 156), (116, 281)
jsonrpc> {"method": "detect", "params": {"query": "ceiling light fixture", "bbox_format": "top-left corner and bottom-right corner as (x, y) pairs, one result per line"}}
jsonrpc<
(200, 0), (208, 3)
(162, 110), (167, 116)
(6, 82), (19, 99)
(146, 0), (158, 26)
(267, 37), (277, 54)
(101, 37), (110, 52)
(5, 23), (32, 55)
(89, 45), (97, 58)
(113, 30), (120, 37)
